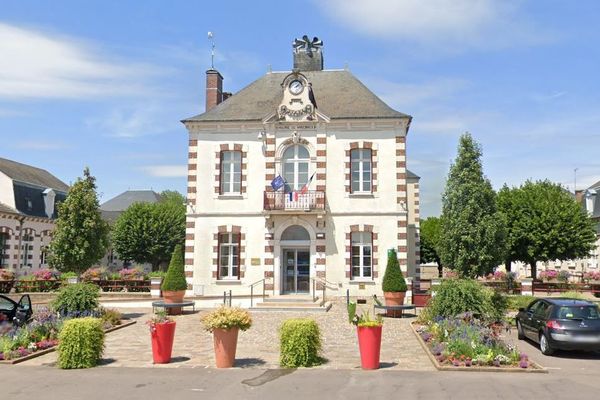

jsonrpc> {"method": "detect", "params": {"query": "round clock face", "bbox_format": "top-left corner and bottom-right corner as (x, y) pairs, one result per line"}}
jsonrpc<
(288, 79), (304, 95)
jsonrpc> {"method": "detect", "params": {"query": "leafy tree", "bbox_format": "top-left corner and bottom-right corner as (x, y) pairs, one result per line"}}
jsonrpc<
(48, 168), (109, 273)
(111, 191), (185, 270)
(497, 180), (596, 279)
(420, 216), (442, 277)
(438, 133), (506, 278)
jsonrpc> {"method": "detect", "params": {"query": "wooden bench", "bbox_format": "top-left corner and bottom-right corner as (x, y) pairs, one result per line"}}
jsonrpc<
(373, 304), (416, 318)
(152, 301), (196, 314)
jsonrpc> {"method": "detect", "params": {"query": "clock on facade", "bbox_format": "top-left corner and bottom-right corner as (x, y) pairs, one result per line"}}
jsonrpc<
(288, 79), (304, 95)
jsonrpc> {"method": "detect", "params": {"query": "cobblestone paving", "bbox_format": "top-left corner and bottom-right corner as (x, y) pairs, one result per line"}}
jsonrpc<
(23, 301), (434, 370)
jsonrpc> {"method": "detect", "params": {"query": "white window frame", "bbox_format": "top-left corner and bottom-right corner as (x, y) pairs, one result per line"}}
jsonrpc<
(282, 145), (310, 191)
(351, 231), (372, 279)
(351, 149), (372, 193)
(21, 234), (31, 268)
(218, 233), (240, 280)
(220, 151), (242, 194)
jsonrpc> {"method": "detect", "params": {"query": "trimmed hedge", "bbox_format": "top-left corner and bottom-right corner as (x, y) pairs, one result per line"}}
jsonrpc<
(279, 319), (322, 367)
(57, 317), (105, 369)
(382, 248), (407, 292)
(52, 283), (100, 316)
(161, 244), (187, 292)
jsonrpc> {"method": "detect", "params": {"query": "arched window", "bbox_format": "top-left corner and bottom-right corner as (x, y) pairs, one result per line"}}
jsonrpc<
(282, 145), (310, 191)
(281, 225), (310, 241)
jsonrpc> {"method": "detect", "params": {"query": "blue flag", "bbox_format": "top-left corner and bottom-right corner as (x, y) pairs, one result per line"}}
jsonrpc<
(271, 175), (285, 191)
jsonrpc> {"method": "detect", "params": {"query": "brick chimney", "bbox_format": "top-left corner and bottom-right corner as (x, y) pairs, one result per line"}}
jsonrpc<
(205, 69), (224, 111)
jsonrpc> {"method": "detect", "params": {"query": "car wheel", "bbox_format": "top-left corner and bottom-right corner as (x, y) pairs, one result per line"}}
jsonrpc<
(539, 332), (555, 356)
(516, 321), (525, 340)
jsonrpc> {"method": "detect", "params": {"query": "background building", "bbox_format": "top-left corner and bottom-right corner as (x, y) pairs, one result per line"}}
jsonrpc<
(183, 37), (420, 298)
(0, 157), (68, 276)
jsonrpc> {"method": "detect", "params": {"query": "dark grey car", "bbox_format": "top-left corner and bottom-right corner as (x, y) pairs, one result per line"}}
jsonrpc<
(516, 298), (600, 355)
(0, 294), (32, 326)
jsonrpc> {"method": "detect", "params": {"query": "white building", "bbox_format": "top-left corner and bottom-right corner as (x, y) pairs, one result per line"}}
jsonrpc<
(182, 38), (420, 298)
(0, 157), (68, 276)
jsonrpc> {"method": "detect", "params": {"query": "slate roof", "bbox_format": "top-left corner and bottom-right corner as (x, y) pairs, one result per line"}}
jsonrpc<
(183, 70), (411, 123)
(100, 190), (162, 212)
(407, 169), (420, 180)
(0, 157), (69, 192)
(0, 202), (18, 215)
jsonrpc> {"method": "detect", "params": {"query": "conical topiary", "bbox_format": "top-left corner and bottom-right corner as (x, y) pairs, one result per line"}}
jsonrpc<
(161, 244), (187, 292)
(382, 248), (407, 292)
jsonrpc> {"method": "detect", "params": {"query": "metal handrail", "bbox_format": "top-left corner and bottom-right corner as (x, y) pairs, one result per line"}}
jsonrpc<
(309, 276), (339, 306)
(248, 278), (266, 308)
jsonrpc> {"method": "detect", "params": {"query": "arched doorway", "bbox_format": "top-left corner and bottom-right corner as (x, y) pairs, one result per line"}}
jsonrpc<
(280, 225), (311, 294)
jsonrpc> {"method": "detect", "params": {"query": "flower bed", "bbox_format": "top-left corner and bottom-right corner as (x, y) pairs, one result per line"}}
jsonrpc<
(0, 307), (132, 364)
(412, 313), (545, 372)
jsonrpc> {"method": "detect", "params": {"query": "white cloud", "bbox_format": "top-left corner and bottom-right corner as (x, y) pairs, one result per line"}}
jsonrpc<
(86, 103), (180, 138)
(140, 165), (187, 178)
(316, 0), (550, 49)
(0, 22), (158, 99)
(13, 140), (70, 150)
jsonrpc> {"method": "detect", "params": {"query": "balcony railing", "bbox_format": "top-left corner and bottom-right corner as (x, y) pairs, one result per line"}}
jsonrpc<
(264, 190), (325, 212)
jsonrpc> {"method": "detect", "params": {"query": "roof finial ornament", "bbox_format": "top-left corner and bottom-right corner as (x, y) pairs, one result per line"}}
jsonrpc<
(208, 31), (215, 69)
(293, 35), (323, 58)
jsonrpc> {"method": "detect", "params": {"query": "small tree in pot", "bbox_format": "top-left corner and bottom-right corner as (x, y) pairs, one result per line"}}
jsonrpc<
(382, 248), (408, 317)
(161, 245), (187, 315)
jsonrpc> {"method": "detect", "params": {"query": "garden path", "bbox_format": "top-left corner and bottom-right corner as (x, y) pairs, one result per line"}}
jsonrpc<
(22, 300), (434, 370)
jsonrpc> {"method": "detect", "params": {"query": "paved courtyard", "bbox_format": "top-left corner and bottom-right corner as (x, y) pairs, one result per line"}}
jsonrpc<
(22, 300), (434, 370)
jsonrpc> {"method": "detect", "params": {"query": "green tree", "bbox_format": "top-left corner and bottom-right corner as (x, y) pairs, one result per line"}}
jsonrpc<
(48, 168), (109, 273)
(438, 133), (506, 278)
(420, 216), (442, 277)
(111, 191), (185, 270)
(497, 180), (596, 279)
(382, 248), (407, 292)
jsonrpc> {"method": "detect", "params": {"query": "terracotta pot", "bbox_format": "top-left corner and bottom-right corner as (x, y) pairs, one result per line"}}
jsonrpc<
(162, 290), (185, 315)
(212, 327), (239, 368)
(384, 291), (406, 317)
(357, 325), (382, 370)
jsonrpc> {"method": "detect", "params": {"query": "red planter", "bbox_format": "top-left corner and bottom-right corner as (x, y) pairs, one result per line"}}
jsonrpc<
(150, 321), (176, 363)
(357, 325), (382, 370)
(412, 293), (431, 307)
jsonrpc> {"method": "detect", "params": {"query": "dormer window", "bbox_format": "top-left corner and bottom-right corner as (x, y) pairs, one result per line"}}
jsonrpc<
(25, 198), (33, 211)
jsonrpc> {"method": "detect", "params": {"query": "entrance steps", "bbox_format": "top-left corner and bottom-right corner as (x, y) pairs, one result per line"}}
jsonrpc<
(251, 295), (332, 312)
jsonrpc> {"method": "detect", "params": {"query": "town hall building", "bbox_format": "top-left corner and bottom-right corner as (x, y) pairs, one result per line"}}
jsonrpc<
(182, 37), (420, 300)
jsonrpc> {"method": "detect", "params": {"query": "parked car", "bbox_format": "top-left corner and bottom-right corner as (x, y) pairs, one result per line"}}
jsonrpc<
(516, 297), (600, 355)
(0, 294), (32, 326)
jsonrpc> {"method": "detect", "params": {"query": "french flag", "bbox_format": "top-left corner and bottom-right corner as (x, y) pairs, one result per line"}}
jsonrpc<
(300, 172), (316, 195)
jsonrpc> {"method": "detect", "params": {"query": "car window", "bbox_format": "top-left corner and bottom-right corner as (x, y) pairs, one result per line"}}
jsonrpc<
(533, 302), (549, 318)
(556, 305), (600, 320)
(0, 297), (15, 311)
(527, 301), (539, 313)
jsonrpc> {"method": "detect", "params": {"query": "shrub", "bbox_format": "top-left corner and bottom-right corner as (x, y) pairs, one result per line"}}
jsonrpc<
(118, 268), (145, 280)
(161, 245), (187, 292)
(99, 308), (122, 328)
(148, 270), (167, 279)
(52, 283), (100, 316)
(423, 279), (501, 322)
(279, 319), (322, 367)
(57, 317), (104, 369)
(506, 295), (537, 311)
(201, 306), (252, 332)
(562, 291), (585, 300)
(59, 272), (78, 280)
(382, 248), (407, 292)
(81, 267), (106, 281)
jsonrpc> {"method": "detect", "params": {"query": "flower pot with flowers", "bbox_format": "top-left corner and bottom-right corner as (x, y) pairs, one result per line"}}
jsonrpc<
(0, 269), (15, 293)
(583, 271), (600, 284)
(538, 270), (558, 283)
(147, 311), (176, 364)
(201, 306), (252, 368)
(382, 248), (408, 317)
(348, 301), (383, 370)
(161, 245), (187, 315)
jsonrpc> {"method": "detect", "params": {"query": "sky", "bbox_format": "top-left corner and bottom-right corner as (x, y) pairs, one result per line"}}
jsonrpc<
(1, 0), (600, 217)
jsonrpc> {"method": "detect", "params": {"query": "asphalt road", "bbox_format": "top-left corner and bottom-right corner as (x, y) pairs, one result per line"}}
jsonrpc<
(3, 364), (600, 400)
(509, 329), (600, 373)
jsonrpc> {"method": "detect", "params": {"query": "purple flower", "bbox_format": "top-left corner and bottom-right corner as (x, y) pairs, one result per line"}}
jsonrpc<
(493, 360), (500, 367)
(519, 360), (528, 369)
